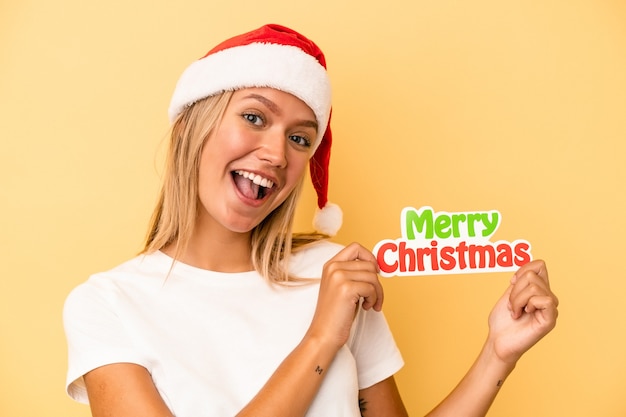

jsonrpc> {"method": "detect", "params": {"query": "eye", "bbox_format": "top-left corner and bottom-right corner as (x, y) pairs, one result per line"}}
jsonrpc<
(242, 112), (264, 126)
(289, 134), (311, 148)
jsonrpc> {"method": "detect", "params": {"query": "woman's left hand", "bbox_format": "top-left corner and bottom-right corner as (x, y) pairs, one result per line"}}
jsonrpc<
(487, 259), (559, 365)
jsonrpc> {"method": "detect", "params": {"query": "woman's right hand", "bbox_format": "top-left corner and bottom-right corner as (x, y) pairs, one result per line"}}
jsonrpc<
(305, 242), (384, 350)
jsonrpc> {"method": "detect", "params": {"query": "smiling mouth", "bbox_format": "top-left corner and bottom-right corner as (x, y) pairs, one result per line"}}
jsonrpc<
(233, 170), (275, 200)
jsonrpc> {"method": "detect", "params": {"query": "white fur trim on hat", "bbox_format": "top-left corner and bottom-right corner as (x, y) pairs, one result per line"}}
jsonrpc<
(168, 43), (332, 153)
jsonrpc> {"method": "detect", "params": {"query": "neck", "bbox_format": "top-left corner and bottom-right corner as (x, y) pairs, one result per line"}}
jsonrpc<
(163, 226), (254, 273)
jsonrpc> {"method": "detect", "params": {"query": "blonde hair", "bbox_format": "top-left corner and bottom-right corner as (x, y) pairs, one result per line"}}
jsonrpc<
(143, 91), (326, 283)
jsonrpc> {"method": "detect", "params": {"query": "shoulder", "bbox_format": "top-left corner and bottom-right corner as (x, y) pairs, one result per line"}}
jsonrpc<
(288, 240), (344, 278)
(64, 252), (167, 313)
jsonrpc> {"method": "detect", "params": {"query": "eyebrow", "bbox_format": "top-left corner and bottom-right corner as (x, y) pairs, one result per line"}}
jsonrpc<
(245, 93), (281, 115)
(244, 93), (318, 131)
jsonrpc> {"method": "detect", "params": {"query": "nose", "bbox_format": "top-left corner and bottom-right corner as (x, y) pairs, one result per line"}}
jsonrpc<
(257, 130), (288, 168)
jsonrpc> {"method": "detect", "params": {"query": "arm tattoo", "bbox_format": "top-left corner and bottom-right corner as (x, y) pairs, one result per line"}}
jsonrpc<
(315, 365), (324, 375)
(359, 398), (367, 415)
(496, 379), (503, 387)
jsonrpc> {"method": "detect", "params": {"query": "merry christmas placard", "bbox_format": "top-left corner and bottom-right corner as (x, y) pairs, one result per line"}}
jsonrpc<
(373, 206), (532, 277)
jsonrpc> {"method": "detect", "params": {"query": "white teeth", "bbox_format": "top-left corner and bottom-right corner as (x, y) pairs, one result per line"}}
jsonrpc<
(235, 170), (274, 188)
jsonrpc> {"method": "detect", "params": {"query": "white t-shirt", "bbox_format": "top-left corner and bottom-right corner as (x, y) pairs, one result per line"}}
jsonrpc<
(64, 241), (404, 416)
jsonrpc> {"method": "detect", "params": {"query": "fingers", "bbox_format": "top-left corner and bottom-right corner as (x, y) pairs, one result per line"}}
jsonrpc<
(523, 294), (559, 325)
(329, 242), (380, 265)
(509, 259), (559, 320)
(511, 259), (549, 285)
(329, 244), (383, 311)
(309, 243), (384, 348)
(323, 243), (384, 311)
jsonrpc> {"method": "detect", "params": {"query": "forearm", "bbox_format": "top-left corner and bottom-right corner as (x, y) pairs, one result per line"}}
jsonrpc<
(236, 335), (339, 417)
(426, 340), (516, 417)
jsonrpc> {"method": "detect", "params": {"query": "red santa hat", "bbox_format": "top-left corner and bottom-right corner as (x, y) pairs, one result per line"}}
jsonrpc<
(168, 24), (342, 236)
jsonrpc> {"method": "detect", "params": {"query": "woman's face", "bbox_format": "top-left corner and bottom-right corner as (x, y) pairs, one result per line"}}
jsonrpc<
(196, 87), (317, 235)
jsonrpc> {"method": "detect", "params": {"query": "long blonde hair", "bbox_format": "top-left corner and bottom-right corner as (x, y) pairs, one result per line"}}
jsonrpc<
(143, 91), (326, 282)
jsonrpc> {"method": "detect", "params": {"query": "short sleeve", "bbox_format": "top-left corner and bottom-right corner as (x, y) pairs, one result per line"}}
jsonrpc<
(348, 307), (404, 390)
(63, 278), (150, 403)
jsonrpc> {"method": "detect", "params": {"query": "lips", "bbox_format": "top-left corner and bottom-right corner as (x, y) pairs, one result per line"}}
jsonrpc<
(232, 170), (275, 200)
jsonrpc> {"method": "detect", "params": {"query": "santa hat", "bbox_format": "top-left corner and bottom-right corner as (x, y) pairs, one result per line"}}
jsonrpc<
(168, 24), (342, 235)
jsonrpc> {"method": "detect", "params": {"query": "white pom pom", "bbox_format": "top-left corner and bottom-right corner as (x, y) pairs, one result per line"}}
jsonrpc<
(313, 202), (343, 236)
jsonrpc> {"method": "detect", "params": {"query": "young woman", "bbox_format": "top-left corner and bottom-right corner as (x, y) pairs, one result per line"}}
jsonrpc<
(63, 24), (558, 417)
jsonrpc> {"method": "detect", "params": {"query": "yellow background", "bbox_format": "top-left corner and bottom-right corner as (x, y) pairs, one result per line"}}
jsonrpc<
(2, 0), (625, 416)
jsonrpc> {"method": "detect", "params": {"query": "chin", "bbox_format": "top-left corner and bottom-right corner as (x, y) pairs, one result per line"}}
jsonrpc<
(222, 218), (263, 235)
